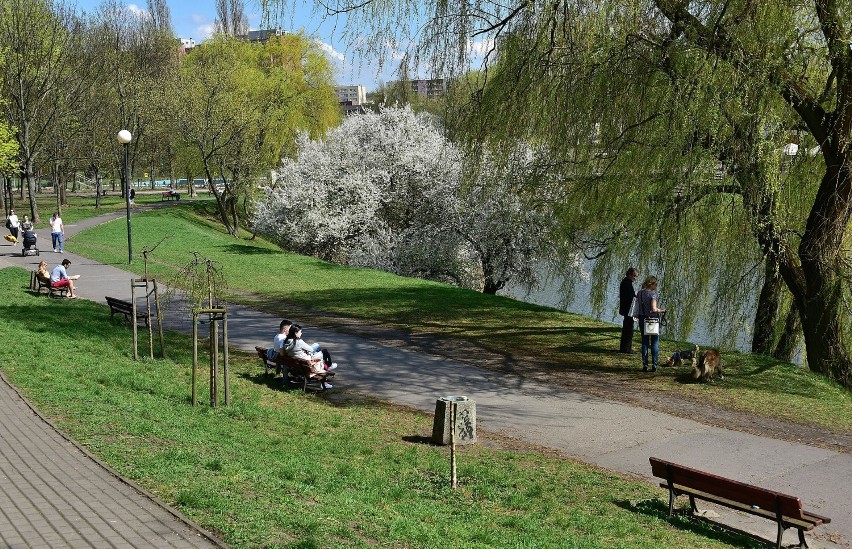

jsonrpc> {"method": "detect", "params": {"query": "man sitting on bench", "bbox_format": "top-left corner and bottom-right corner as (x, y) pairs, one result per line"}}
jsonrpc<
(50, 258), (80, 299)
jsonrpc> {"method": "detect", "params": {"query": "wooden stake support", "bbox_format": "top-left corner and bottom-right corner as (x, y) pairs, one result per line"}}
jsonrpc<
(130, 278), (165, 360)
(191, 307), (229, 407)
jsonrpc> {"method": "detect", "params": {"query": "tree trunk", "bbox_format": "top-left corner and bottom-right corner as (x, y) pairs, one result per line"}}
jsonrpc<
(23, 162), (40, 224)
(791, 164), (852, 388)
(752, 257), (782, 355)
(203, 161), (234, 235)
(95, 171), (101, 210)
(772, 301), (801, 362)
(0, 174), (6, 215)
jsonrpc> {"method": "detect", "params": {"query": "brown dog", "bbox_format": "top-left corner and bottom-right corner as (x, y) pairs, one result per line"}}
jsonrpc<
(692, 349), (723, 382)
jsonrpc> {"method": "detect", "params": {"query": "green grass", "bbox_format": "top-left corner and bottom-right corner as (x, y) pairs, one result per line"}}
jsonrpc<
(66, 204), (852, 434)
(0, 267), (755, 548)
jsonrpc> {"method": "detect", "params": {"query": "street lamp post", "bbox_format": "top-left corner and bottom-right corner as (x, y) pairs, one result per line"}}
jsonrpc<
(117, 130), (133, 264)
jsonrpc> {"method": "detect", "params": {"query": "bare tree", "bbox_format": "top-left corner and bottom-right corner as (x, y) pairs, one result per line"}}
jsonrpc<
(216, 0), (248, 36)
(147, 0), (172, 33)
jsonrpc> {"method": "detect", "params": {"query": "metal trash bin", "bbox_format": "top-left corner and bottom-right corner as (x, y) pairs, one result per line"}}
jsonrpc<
(431, 395), (476, 445)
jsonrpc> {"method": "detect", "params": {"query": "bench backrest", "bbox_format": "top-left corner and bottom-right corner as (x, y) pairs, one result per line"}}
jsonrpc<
(649, 457), (804, 519)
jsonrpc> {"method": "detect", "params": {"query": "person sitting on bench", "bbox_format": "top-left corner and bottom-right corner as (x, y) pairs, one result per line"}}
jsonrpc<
(285, 324), (337, 374)
(267, 318), (293, 361)
(37, 260), (49, 280)
(50, 258), (79, 298)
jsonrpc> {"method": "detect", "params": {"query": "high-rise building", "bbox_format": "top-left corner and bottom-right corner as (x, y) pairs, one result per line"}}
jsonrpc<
(334, 85), (367, 106)
(409, 79), (446, 98)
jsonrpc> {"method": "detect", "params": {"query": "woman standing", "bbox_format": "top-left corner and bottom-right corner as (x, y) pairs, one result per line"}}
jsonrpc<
(636, 275), (666, 372)
(50, 211), (64, 252)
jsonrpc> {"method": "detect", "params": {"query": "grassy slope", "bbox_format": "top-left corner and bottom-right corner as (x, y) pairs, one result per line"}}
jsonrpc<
(0, 268), (753, 548)
(66, 203), (852, 434)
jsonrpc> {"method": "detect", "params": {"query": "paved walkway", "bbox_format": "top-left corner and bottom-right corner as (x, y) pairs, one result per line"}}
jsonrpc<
(1, 209), (850, 548)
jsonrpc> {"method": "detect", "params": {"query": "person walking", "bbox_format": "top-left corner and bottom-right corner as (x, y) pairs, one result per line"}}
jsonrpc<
(636, 275), (666, 372)
(7, 209), (19, 243)
(50, 211), (64, 252)
(618, 267), (638, 353)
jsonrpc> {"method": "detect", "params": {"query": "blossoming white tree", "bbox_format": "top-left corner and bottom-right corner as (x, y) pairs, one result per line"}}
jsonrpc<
(253, 106), (562, 293)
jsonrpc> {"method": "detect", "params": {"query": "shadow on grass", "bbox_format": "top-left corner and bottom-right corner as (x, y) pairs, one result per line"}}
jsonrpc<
(617, 498), (763, 548)
(217, 244), (280, 256)
(402, 435), (441, 446)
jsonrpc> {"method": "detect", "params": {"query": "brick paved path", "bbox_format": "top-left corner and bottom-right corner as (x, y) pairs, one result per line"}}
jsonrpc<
(0, 374), (223, 549)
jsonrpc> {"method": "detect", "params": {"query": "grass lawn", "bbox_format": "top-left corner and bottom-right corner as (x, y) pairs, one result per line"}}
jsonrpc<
(0, 268), (756, 548)
(65, 203), (852, 435)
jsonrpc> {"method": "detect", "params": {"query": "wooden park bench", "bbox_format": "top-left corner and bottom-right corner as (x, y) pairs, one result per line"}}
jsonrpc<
(161, 189), (180, 201)
(105, 296), (150, 326)
(32, 271), (68, 298)
(649, 457), (830, 548)
(254, 346), (334, 391)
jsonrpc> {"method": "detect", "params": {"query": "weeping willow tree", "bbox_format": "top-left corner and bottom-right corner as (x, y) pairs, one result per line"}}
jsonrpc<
(261, 0), (852, 389)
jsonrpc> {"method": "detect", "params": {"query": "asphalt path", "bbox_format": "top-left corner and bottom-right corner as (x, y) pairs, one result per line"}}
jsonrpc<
(1, 208), (849, 548)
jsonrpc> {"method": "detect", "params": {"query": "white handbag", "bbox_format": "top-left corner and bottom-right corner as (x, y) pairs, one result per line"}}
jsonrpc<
(644, 318), (660, 335)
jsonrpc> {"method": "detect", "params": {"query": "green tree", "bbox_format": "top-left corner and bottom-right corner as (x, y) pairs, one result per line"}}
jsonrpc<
(0, 0), (93, 223)
(164, 34), (338, 236)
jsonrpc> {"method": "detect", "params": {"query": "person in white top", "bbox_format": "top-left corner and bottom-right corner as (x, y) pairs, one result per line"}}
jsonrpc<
(7, 209), (20, 242)
(50, 211), (64, 252)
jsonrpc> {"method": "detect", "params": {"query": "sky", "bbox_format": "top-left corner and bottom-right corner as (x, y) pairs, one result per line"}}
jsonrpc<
(72, 0), (398, 90)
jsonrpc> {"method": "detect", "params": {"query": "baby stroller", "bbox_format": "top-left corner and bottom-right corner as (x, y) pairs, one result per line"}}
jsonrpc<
(21, 225), (39, 256)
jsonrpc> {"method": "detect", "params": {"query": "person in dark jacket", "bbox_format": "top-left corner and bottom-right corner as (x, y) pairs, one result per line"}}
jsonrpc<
(618, 267), (638, 353)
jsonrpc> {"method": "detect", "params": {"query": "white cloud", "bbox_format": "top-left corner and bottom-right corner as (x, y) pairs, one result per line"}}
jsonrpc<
(317, 41), (345, 62)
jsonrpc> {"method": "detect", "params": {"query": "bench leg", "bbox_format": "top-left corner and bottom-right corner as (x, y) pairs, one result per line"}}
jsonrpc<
(797, 528), (808, 549)
(667, 487), (675, 517)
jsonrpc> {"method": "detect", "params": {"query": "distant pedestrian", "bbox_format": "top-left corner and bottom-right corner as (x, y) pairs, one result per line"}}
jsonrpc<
(50, 211), (64, 252)
(129, 187), (136, 207)
(618, 267), (638, 353)
(636, 275), (666, 372)
(7, 209), (19, 242)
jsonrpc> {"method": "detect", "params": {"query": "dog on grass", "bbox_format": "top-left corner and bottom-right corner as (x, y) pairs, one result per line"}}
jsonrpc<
(665, 345), (700, 368)
(692, 349), (723, 382)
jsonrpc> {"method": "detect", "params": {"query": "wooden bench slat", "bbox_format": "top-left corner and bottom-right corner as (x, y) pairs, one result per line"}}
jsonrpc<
(661, 483), (824, 529)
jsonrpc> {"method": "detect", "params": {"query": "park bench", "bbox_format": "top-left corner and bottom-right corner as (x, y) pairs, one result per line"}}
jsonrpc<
(254, 346), (334, 391)
(105, 296), (150, 326)
(32, 271), (68, 298)
(649, 457), (830, 549)
(161, 189), (180, 201)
